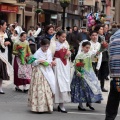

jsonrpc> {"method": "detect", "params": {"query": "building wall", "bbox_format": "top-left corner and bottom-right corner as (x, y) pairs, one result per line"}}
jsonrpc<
(115, 0), (120, 24)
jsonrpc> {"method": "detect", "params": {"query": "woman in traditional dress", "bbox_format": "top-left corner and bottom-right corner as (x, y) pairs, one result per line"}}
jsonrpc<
(13, 32), (32, 93)
(28, 39), (56, 113)
(49, 31), (71, 113)
(0, 20), (13, 94)
(71, 40), (103, 111)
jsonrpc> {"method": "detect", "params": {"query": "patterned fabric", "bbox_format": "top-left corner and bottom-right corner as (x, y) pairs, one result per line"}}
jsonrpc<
(28, 65), (53, 112)
(17, 57), (32, 79)
(0, 59), (9, 81)
(71, 72), (103, 103)
(71, 52), (103, 103)
(109, 38), (120, 77)
(14, 57), (30, 86)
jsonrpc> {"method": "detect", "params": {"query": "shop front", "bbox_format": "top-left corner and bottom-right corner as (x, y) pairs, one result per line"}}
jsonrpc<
(0, 4), (18, 24)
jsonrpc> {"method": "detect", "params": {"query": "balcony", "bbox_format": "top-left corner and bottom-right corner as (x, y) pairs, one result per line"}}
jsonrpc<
(0, 0), (26, 6)
(84, 0), (96, 6)
(0, 0), (17, 3)
(41, 2), (79, 15)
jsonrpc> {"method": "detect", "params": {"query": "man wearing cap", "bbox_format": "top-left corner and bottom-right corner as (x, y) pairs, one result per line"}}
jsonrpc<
(79, 26), (90, 41)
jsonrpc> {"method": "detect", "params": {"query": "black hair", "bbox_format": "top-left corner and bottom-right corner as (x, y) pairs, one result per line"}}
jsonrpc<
(94, 24), (103, 32)
(20, 32), (26, 37)
(45, 24), (54, 34)
(82, 41), (91, 47)
(40, 39), (50, 46)
(0, 20), (6, 26)
(89, 30), (98, 36)
(14, 30), (18, 34)
(56, 30), (66, 36)
(37, 23), (41, 27)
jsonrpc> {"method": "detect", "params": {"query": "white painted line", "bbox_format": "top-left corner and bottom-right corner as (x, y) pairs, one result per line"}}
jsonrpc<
(68, 112), (120, 116)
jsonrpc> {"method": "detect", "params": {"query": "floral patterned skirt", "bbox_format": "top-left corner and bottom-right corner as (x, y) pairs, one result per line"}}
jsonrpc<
(71, 72), (103, 103)
(28, 66), (53, 112)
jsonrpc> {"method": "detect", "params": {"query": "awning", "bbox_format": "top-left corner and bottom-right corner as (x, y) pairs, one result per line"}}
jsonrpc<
(0, 4), (18, 13)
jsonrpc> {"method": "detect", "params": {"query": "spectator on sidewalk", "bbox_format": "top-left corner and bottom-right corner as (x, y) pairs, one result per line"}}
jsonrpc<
(33, 23), (42, 38)
(14, 22), (23, 36)
(37, 24), (55, 49)
(105, 29), (120, 120)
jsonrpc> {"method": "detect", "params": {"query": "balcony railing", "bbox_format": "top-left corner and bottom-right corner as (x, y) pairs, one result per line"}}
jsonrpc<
(41, 2), (79, 14)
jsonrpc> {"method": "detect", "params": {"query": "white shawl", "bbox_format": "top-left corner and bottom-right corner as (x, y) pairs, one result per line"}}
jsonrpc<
(33, 48), (55, 94)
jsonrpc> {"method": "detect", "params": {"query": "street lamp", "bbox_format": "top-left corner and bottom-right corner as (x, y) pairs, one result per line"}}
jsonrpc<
(101, 0), (106, 13)
(60, 0), (70, 30)
(34, 0), (43, 23)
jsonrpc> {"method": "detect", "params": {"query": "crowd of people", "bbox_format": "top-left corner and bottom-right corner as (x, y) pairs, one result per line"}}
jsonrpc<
(0, 19), (120, 120)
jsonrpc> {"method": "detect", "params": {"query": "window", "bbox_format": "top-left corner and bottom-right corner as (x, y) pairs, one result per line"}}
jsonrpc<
(113, 0), (115, 7)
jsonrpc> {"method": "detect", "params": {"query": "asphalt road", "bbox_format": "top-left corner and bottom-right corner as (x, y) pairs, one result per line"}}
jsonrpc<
(0, 82), (120, 120)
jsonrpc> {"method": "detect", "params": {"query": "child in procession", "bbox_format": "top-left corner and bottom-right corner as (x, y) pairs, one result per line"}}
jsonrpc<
(13, 32), (32, 93)
(71, 40), (103, 111)
(49, 31), (71, 113)
(0, 20), (13, 94)
(89, 31), (102, 76)
(28, 39), (56, 113)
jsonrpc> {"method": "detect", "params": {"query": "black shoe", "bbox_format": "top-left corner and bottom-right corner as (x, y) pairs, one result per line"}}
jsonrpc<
(78, 106), (86, 111)
(95, 101), (101, 104)
(102, 88), (108, 92)
(23, 89), (28, 93)
(58, 106), (67, 113)
(15, 87), (23, 92)
(0, 91), (5, 94)
(105, 77), (109, 81)
(86, 103), (95, 110)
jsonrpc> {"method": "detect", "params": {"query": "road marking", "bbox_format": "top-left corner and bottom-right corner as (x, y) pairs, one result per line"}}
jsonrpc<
(68, 112), (120, 116)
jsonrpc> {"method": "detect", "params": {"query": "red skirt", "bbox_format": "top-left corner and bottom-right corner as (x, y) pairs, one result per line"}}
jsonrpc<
(14, 57), (30, 86)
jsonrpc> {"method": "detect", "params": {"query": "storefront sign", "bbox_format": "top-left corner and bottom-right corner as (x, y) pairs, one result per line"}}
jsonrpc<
(0, 4), (18, 13)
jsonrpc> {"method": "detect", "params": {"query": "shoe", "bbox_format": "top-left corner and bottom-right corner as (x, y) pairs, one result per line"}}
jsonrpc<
(23, 89), (28, 93)
(15, 87), (22, 92)
(78, 106), (86, 111)
(105, 77), (109, 81)
(86, 103), (95, 110)
(58, 106), (67, 113)
(95, 101), (101, 104)
(102, 88), (108, 92)
(0, 91), (5, 94)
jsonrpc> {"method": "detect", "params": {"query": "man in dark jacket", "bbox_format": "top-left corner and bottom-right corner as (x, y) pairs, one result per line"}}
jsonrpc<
(67, 26), (80, 61)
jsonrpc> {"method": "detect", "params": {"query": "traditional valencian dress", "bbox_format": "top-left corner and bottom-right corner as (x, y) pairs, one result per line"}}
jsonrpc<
(13, 40), (32, 86)
(71, 51), (103, 103)
(50, 36), (71, 104)
(28, 48), (55, 112)
(0, 33), (13, 82)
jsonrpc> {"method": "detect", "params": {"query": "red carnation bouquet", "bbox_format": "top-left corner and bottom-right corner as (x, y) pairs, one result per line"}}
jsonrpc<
(75, 59), (85, 77)
(96, 41), (108, 57)
(99, 41), (108, 52)
(16, 45), (25, 64)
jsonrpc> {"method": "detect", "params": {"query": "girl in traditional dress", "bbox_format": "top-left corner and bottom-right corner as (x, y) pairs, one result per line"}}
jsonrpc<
(71, 40), (103, 111)
(13, 32), (32, 93)
(28, 39), (56, 113)
(0, 20), (13, 94)
(49, 31), (71, 113)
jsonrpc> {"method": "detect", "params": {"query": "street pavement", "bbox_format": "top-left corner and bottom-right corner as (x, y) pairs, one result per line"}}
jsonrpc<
(1, 79), (120, 120)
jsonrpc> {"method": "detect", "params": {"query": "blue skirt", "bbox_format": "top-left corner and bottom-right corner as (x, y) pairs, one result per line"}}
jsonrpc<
(71, 72), (103, 103)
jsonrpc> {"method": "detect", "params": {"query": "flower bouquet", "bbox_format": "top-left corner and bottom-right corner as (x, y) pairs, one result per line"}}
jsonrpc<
(16, 45), (25, 65)
(75, 59), (85, 78)
(96, 41), (108, 57)
(25, 53), (36, 64)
